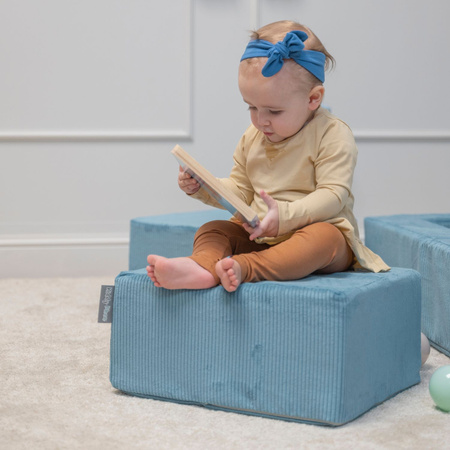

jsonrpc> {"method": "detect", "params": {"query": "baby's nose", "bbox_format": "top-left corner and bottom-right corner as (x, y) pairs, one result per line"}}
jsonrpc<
(257, 113), (270, 126)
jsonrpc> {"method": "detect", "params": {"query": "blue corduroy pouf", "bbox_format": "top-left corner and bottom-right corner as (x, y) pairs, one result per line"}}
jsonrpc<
(365, 214), (450, 357)
(110, 267), (421, 426)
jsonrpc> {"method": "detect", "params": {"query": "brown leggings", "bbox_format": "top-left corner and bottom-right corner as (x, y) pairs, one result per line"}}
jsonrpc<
(189, 220), (354, 284)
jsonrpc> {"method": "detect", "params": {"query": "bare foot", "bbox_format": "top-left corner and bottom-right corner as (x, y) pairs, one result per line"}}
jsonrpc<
(216, 258), (242, 292)
(146, 255), (216, 290)
(146, 259), (159, 286)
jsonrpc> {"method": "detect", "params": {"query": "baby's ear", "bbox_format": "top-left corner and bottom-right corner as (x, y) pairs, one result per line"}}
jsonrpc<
(308, 86), (325, 110)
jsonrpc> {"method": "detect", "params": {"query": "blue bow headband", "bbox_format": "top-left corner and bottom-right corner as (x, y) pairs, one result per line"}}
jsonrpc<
(240, 30), (326, 82)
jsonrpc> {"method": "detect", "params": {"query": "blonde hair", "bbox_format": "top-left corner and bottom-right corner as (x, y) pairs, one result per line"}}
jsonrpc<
(248, 20), (335, 86)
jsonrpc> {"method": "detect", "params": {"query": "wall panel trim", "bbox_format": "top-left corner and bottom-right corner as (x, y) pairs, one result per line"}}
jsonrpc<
(353, 130), (450, 142)
(0, 0), (194, 143)
(0, 235), (129, 248)
(0, 130), (192, 142)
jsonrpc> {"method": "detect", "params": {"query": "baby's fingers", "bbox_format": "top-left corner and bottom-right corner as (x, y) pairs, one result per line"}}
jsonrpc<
(178, 167), (200, 194)
(243, 222), (262, 241)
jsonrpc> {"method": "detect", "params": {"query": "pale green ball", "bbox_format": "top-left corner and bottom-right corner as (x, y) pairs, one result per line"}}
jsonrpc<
(429, 365), (450, 412)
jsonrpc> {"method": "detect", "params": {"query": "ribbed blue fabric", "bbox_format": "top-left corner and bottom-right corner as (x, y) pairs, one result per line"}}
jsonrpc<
(365, 214), (450, 357)
(129, 210), (231, 270)
(110, 268), (421, 426)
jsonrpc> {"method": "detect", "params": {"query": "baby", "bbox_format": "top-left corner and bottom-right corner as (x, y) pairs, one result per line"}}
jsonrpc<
(147, 20), (389, 292)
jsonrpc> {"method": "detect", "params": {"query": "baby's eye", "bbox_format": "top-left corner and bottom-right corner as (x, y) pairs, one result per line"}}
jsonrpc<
(247, 106), (256, 111)
(269, 110), (283, 115)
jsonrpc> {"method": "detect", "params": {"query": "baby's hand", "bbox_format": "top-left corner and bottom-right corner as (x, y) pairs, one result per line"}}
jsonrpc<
(178, 166), (200, 195)
(243, 190), (279, 241)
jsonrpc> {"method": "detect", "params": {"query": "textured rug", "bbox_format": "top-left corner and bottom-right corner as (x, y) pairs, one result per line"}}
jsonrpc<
(1, 276), (449, 449)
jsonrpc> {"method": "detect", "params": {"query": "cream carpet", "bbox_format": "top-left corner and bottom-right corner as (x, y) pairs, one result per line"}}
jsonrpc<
(1, 276), (449, 450)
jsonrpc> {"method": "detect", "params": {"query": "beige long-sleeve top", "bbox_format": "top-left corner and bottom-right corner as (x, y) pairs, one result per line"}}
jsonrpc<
(192, 107), (389, 272)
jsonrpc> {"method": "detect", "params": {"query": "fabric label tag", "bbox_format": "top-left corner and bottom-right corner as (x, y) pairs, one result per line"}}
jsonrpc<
(98, 285), (115, 323)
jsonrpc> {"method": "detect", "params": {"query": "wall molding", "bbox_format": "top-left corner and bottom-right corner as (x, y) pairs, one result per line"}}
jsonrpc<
(0, 0), (194, 143)
(0, 235), (129, 248)
(249, 0), (260, 30)
(0, 130), (192, 142)
(353, 130), (450, 142)
(2, 129), (448, 143)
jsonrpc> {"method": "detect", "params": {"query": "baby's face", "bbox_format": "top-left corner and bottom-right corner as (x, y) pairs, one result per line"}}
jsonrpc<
(238, 60), (321, 143)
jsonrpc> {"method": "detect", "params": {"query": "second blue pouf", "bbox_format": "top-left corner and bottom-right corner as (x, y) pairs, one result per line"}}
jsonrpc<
(129, 210), (231, 270)
(365, 214), (450, 357)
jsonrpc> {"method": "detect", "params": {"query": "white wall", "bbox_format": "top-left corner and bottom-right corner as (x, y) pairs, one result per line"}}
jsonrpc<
(1, 0), (449, 278)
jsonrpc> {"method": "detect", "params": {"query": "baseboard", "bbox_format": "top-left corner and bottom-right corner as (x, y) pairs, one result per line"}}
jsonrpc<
(0, 234), (130, 278)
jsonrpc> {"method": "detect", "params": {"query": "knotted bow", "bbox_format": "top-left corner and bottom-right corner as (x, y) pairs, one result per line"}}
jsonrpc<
(240, 30), (326, 82)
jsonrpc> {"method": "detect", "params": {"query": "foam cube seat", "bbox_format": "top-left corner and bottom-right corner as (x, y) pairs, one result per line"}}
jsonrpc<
(129, 210), (230, 270)
(110, 268), (420, 426)
(365, 214), (450, 357)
